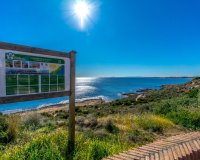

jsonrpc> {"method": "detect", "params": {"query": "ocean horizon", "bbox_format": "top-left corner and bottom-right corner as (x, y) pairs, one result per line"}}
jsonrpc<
(0, 77), (192, 113)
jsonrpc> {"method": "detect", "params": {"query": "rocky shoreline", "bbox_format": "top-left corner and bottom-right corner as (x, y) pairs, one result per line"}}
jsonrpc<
(123, 77), (200, 102)
(7, 77), (200, 115)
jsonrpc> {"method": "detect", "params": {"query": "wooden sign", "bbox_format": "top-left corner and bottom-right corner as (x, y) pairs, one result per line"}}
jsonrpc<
(0, 42), (74, 104)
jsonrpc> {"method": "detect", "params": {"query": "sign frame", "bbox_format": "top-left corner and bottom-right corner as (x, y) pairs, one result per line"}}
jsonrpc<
(0, 42), (74, 104)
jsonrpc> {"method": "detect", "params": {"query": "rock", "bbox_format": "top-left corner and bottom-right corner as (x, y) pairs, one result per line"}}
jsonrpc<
(122, 93), (139, 99)
(136, 88), (154, 93)
(136, 94), (146, 101)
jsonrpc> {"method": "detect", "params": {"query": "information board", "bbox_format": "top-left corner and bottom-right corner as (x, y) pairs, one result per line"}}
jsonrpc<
(0, 42), (76, 154)
(0, 42), (71, 103)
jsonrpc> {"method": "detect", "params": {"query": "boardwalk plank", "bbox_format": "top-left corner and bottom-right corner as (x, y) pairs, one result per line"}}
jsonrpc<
(104, 132), (200, 160)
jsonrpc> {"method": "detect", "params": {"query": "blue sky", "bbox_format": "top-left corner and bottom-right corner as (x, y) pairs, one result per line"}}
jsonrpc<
(0, 0), (200, 77)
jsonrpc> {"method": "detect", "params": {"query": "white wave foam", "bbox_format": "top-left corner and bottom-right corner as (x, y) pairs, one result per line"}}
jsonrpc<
(57, 95), (111, 104)
(1, 95), (111, 114)
(2, 109), (25, 114)
(36, 96), (111, 110)
(37, 103), (55, 109)
(76, 95), (111, 102)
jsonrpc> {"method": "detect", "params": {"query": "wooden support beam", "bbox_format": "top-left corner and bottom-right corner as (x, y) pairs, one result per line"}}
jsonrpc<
(67, 51), (76, 158)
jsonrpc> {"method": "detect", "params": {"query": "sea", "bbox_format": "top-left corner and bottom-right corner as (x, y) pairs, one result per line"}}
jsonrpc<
(0, 77), (192, 113)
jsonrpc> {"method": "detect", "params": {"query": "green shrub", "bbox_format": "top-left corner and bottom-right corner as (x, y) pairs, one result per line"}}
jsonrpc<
(86, 116), (98, 128)
(42, 122), (57, 132)
(135, 115), (174, 134)
(22, 114), (41, 131)
(105, 120), (119, 134)
(153, 96), (199, 115)
(128, 129), (154, 144)
(93, 129), (109, 139)
(87, 141), (109, 160)
(41, 112), (53, 118)
(1, 130), (131, 160)
(76, 116), (98, 129)
(1, 131), (66, 160)
(0, 144), (5, 152)
(0, 115), (9, 144)
(167, 110), (200, 130)
(193, 77), (200, 80)
(188, 88), (199, 98)
(154, 102), (177, 115)
(0, 115), (7, 131)
(23, 136), (63, 160)
(110, 98), (134, 107)
(7, 115), (20, 142)
(0, 115), (19, 144)
(55, 110), (69, 119)
(74, 134), (130, 160)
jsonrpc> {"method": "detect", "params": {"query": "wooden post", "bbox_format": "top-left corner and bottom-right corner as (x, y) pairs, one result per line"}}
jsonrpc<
(68, 51), (76, 158)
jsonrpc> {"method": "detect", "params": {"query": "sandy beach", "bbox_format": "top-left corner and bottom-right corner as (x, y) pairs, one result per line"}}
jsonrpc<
(18, 98), (104, 116)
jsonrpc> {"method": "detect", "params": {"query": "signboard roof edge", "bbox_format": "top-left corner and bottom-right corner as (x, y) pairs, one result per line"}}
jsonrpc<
(0, 42), (71, 58)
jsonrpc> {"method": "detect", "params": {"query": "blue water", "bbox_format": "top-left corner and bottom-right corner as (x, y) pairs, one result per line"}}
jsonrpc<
(0, 77), (192, 113)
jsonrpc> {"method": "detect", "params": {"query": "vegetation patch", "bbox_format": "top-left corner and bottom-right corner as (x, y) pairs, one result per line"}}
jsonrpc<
(22, 113), (42, 131)
(105, 120), (119, 134)
(167, 110), (200, 130)
(188, 88), (199, 98)
(1, 130), (131, 160)
(135, 115), (174, 134)
(128, 129), (154, 144)
(1, 79), (200, 159)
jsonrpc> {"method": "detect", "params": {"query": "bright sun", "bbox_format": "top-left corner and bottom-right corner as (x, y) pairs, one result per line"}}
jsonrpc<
(73, 0), (93, 29)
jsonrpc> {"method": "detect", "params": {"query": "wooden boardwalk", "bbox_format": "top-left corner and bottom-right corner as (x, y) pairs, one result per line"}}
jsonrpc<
(104, 132), (200, 160)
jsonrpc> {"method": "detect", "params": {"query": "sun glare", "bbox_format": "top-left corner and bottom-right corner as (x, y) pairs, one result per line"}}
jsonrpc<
(72, 0), (93, 29)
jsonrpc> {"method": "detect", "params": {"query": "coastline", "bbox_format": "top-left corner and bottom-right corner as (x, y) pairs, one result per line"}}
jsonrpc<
(16, 81), (185, 115)
(1, 77), (193, 115)
(13, 98), (104, 116)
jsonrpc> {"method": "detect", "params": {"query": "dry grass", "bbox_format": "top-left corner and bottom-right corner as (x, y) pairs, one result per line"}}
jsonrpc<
(7, 115), (21, 142)
(135, 115), (175, 133)
(98, 114), (175, 134)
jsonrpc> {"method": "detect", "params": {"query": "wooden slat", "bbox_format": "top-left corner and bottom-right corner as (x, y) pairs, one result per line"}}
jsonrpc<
(0, 42), (70, 58)
(0, 91), (70, 104)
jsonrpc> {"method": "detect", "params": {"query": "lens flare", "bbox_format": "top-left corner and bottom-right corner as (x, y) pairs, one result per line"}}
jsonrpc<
(72, 0), (95, 29)
(74, 1), (91, 28)
(63, 0), (98, 30)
